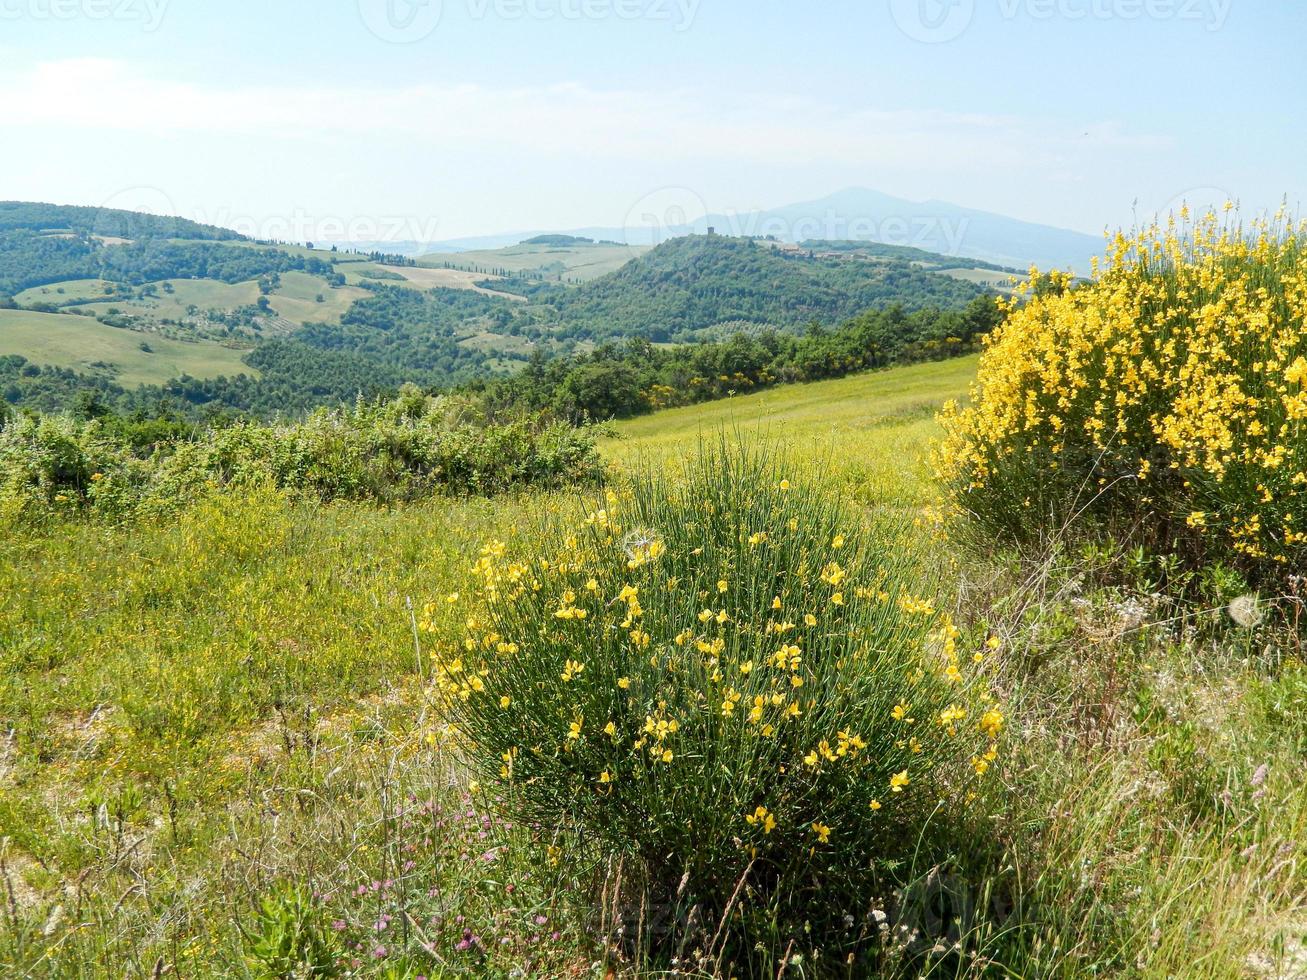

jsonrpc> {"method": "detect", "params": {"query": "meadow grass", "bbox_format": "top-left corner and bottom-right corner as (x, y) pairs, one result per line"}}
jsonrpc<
(2, 355), (1305, 977)
(608, 356), (979, 510)
(0, 308), (254, 386)
(264, 271), (371, 326)
(417, 242), (649, 283)
(13, 279), (115, 307)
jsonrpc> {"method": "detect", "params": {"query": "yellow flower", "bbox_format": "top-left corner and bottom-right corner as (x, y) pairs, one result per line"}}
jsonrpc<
(772, 596), (782, 610)
(617, 677), (631, 689)
(604, 721), (617, 737)
(717, 579), (728, 593)
(811, 821), (831, 843)
(820, 562), (846, 586)
(499, 695), (511, 709)
(830, 592), (844, 606)
(890, 770), (910, 793)
(891, 703), (913, 722)
(778, 479), (791, 491)
(979, 708), (1004, 739)
(745, 806), (777, 833)
(869, 799), (882, 811)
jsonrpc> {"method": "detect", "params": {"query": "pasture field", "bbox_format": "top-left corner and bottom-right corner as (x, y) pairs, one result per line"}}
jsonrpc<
(264, 271), (371, 324)
(13, 279), (116, 306)
(610, 356), (978, 508)
(2, 353), (1305, 978)
(368, 264), (524, 299)
(418, 241), (648, 282)
(0, 308), (254, 385)
(939, 267), (1019, 290)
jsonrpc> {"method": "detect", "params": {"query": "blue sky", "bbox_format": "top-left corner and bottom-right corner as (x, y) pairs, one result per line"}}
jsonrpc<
(2, 0), (1302, 242)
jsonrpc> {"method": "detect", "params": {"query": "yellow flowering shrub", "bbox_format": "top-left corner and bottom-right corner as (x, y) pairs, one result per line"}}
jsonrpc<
(427, 447), (1000, 966)
(937, 208), (1307, 584)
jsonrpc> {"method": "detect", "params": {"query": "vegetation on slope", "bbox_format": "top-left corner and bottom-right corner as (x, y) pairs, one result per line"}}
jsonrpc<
(0, 200), (244, 240)
(1, 355), (1304, 978)
(518, 235), (987, 342)
(0, 384), (600, 520)
(475, 294), (1001, 421)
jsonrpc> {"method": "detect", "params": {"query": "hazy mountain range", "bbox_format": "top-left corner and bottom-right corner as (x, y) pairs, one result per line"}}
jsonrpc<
(402, 189), (1104, 273)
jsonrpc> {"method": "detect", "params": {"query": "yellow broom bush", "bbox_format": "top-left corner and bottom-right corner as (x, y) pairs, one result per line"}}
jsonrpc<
(936, 206), (1307, 585)
(425, 445), (1001, 971)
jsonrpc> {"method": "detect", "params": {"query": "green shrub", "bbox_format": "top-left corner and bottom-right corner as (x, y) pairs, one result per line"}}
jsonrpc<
(428, 444), (1002, 973)
(244, 886), (341, 979)
(0, 386), (602, 520)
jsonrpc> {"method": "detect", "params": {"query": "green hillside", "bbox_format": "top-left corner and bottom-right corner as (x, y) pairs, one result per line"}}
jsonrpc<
(0, 201), (244, 241)
(610, 355), (978, 507)
(522, 234), (987, 342)
(418, 239), (645, 283)
(0, 308), (254, 386)
(0, 209), (1003, 420)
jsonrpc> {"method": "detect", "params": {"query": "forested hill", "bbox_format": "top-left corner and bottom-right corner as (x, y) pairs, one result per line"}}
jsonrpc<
(0, 201), (244, 241)
(520, 235), (987, 342)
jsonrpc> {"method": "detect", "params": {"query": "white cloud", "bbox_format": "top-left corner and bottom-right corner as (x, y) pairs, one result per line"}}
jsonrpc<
(0, 57), (1159, 171)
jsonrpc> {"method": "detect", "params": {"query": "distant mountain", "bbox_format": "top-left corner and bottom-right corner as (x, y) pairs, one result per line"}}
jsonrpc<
(419, 188), (1104, 273)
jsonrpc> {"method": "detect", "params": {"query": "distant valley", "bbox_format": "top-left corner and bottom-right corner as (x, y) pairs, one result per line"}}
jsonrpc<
(0, 197), (1041, 418)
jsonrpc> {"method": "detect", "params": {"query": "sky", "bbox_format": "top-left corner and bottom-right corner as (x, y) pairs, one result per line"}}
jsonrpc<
(1, 0), (1303, 243)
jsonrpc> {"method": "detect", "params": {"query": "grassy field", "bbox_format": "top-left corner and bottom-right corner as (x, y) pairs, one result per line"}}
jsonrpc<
(264, 271), (371, 325)
(3, 354), (1305, 978)
(14, 279), (116, 306)
(27, 275), (371, 332)
(418, 241), (648, 282)
(940, 267), (1019, 290)
(610, 356), (978, 508)
(0, 308), (254, 385)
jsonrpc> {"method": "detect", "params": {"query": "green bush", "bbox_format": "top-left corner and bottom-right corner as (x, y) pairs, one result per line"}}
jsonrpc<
(428, 444), (1002, 973)
(0, 385), (602, 520)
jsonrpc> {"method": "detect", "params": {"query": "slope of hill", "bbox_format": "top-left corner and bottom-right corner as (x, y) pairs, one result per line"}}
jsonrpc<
(418, 239), (644, 283)
(0, 308), (253, 387)
(0, 201), (245, 241)
(609, 355), (979, 507)
(521, 234), (987, 342)
(0, 206), (1002, 418)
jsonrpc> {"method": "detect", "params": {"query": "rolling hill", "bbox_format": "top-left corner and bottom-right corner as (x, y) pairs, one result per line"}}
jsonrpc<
(0, 202), (1006, 418)
(515, 234), (989, 342)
